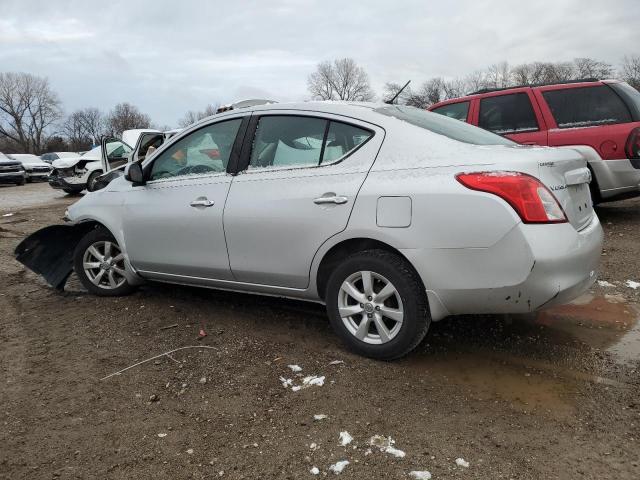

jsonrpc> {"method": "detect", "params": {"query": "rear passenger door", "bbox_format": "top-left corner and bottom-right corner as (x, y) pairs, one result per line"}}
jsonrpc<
(223, 112), (384, 289)
(476, 90), (548, 145)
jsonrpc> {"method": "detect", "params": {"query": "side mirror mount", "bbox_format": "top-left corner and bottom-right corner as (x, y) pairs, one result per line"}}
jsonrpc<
(124, 163), (145, 186)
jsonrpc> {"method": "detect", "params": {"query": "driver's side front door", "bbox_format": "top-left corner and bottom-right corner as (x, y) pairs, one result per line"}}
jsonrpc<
(121, 116), (247, 282)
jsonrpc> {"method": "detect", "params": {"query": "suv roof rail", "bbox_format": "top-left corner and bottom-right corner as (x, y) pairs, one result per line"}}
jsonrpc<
(469, 78), (600, 95)
(216, 98), (277, 114)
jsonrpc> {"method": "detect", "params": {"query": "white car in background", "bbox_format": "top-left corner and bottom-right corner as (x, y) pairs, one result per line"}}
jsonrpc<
(40, 152), (80, 164)
(49, 129), (181, 194)
(7, 154), (52, 182)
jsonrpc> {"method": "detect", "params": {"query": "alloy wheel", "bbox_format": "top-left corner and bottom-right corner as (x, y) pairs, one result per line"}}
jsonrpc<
(82, 240), (127, 290)
(337, 270), (404, 345)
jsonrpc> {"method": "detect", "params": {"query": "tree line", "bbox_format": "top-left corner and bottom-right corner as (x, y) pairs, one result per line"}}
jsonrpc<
(1, 55), (638, 154)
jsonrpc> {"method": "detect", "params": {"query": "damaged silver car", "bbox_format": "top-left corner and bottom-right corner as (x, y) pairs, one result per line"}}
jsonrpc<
(16, 101), (603, 359)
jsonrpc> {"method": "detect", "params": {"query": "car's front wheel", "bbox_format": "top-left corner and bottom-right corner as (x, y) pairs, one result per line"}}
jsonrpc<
(325, 249), (430, 360)
(73, 228), (137, 296)
(86, 170), (103, 192)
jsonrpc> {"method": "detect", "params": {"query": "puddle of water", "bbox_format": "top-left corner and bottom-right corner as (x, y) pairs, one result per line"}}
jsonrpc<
(539, 295), (640, 364)
(402, 295), (638, 417)
(404, 352), (576, 416)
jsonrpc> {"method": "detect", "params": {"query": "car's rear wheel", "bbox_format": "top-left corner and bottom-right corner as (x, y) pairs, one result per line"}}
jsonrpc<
(325, 249), (430, 360)
(73, 228), (136, 296)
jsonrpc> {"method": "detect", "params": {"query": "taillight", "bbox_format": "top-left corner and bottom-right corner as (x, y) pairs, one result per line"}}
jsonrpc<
(625, 127), (640, 160)
(456, 171), (567, 224)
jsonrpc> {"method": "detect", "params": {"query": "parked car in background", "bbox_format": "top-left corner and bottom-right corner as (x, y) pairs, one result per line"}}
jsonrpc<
(92, 128), (182, 191)
(48, 147), (105, 194)
(40, 152), (81, 164)
(16, 102), (603, 360)
(7, 154), (52, 182)
(429, 79), (640, 203)
(0, 152), (26, 186)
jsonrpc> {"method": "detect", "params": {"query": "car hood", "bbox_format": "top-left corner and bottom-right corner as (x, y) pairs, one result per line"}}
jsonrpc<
(52, 156), (100, 169)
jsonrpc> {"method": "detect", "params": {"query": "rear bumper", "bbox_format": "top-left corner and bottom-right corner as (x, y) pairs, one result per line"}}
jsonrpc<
(0, 171), (26, 184)
(590, 158), (640, 200)
(402, 215), (603, 320)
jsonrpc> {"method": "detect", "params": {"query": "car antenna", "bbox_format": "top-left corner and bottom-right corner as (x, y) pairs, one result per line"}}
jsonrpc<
(386, 80), (411, 104)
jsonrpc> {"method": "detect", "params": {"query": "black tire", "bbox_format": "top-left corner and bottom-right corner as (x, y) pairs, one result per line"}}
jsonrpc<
(62, 188), (81, 195)
(325, 249), (430, 360)
(15, 180), (25, 186)
(86, 170), (103, 192)
(73, 228), (137, 297)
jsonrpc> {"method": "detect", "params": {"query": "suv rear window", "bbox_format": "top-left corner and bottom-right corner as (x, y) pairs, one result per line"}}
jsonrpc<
(542, 85), (633, 129)
(431, 101), (470, 122)
(479, 93), (539, 134)
(374, 105), (514, 146)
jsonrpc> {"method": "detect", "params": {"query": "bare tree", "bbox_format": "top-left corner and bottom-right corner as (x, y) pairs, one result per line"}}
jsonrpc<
(79, 107), (105, 145)
(106, 102), (151, 137)
(382, 82), (413, 104)
(574, 58), (613, 79)
(621, 55), (640, 90)
(61, 111), (91, 151)
(485, 62), (512, 89)
(177, 103), (219, 128)
(0, 72), (62, 153)
(308, 58), (375, 101)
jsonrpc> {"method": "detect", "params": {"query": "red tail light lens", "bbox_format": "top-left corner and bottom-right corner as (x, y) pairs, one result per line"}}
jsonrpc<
(625, 127), (640, 160)
(456, 171), (567, 224)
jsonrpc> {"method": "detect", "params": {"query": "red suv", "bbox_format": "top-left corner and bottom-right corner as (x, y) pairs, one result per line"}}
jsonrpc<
(428, 79), (640, 203)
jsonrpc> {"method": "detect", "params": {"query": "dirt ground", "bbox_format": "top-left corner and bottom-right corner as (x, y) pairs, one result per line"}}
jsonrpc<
(1, 182), (639, 480)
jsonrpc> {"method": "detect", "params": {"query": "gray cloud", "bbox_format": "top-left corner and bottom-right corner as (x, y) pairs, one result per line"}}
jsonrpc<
(0, 0), (637, 126)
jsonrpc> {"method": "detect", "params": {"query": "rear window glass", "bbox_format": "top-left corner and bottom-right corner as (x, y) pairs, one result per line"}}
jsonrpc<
(431, 102), (470, 122)
(606, 82), (640, 121)
(542, 85), (633, 129)
(374, 105), (514, 146)
(479, 93), (539, 134)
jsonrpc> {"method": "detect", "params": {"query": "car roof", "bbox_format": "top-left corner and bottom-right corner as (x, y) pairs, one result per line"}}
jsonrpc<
(429, 79), (621, 109)
(197, 101), (387, 127)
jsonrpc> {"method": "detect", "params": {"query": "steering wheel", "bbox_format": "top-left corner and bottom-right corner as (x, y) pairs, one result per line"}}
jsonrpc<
(174, 164), (216, 176)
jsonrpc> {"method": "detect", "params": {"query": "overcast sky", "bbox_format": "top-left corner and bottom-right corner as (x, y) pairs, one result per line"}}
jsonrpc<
(1, 0), (638, 127)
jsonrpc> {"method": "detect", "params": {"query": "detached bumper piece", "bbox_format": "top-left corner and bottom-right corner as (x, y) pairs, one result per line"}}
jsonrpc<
(14, 225), (86, 290)
(48, 169), (83, 191)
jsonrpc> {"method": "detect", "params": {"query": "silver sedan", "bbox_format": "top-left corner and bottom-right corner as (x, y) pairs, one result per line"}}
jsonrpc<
(15, 102), (603, 359)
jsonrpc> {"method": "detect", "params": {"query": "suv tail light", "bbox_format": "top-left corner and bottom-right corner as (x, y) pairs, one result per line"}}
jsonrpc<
(625, 127), (640, 160)
(456, 171), (567, 224)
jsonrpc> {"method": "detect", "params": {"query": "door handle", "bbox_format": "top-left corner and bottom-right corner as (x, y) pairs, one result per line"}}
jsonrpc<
(190, 199), (215, 207)
(313, 195), (348, 205)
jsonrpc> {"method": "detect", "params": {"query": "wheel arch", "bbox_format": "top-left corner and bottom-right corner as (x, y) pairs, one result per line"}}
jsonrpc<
(315, 237), (420, 302)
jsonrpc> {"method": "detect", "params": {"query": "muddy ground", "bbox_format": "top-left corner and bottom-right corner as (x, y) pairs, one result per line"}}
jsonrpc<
(1, 182), (639, 480)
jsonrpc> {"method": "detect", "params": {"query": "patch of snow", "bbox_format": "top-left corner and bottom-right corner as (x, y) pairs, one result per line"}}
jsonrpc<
(2, 213), (14, 217)
(288, 364), (302, 372)
(303, 375), (325, 387)
(339, 431), (353, 446)
(597, 280), (615, 288)
(329, 460), (349, 474)
(313, 414), (328, 421)
(157, 433), (167, 438)
(409, 472), (432, 480)
(310, 442), (318, 450)
(279, 376), (293, 388)
(291, 386), (301, 392)
(310, 466), (320, 475)
(455, 458), (470, 468)
(626, 280), (640, 290)
(199, 376), (207, 384)
(369, 435), (405, 458)
(328, 360), (344, 365)
(186, 448), (194, 455)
